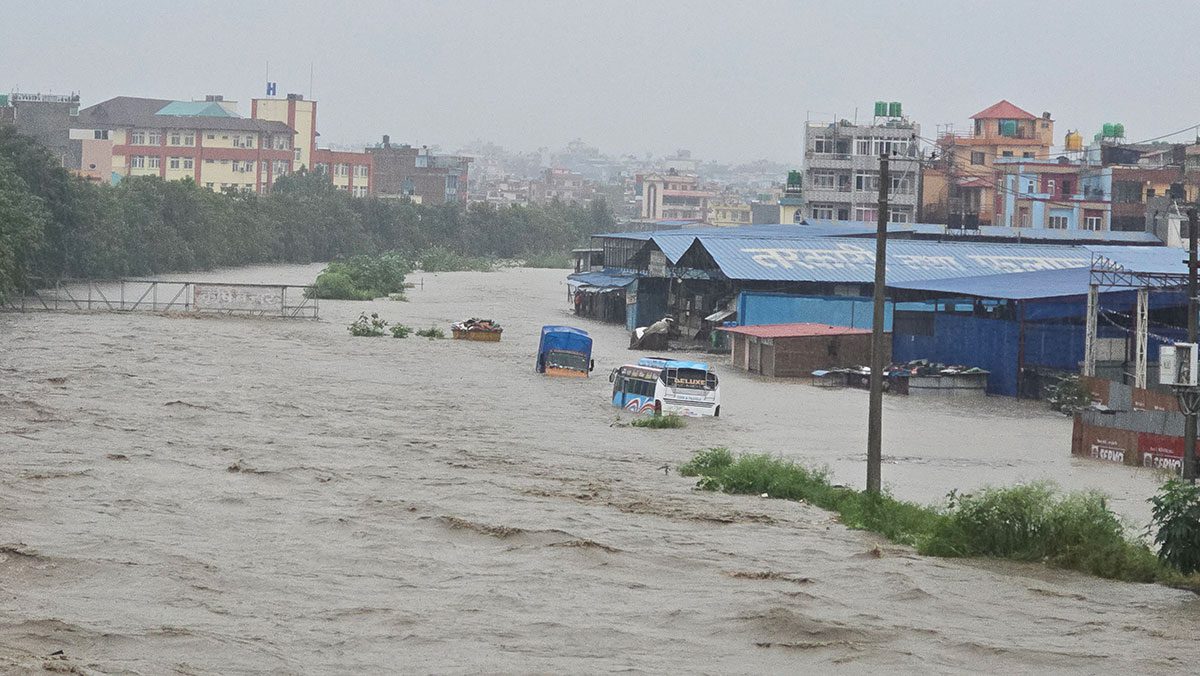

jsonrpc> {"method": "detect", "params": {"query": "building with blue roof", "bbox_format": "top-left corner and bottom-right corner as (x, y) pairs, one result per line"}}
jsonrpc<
(573, 221), (1190, 397)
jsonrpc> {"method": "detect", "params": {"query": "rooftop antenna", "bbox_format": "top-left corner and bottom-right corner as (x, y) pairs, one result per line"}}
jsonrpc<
(309, 62), (314, 100)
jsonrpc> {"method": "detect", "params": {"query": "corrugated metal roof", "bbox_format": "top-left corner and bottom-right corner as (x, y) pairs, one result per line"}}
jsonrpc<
(566, 270), (637, 289)
(155, 101), (237, 117)
(1088, 245), (1188, 275)
(906, 224), (1162, 244)
(78, 96), (293, 133)
(889, 267), (1093, 300)
(719, 323), (872, 338)
(698, 236), (1094, 284)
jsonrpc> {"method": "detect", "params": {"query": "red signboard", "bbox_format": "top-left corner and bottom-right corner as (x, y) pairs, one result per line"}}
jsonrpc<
(1138, 432), (1184, 475)
(1077, 424), (1139, 466)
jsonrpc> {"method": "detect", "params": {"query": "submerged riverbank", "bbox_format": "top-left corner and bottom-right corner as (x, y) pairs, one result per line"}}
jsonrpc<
(2, 266), (1197, 673)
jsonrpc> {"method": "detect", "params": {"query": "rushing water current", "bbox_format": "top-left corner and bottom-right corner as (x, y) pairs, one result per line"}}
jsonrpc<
(2, 265), (1198, 673)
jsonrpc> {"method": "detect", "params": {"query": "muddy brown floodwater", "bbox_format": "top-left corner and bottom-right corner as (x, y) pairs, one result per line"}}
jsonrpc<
(2, 265), (1198, 674)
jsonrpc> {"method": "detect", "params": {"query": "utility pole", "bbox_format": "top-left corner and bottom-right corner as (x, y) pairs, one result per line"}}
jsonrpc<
(867, 153), (889, 494)
(1186, 207), (1198, 482)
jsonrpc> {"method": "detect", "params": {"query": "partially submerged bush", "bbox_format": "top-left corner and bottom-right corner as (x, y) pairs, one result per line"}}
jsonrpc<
(631, 413), (686, 429)
(391, 324), (412, 339)
(677, 448), (1186, 586)
(415, 326), (445, 339)
(1150, 479), (1200, 576)
(310, 252), (412, 300)
(349, 312), (387, 337)
(415, 245), (494, 272)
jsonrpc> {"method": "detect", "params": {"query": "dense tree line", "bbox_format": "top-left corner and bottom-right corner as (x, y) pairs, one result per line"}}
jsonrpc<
(0, 127), (614, 298)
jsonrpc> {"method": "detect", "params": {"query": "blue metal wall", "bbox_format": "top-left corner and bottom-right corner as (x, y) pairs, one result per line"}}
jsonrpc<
(737, 292), (894, 330)
(892, 314), (1019, 395)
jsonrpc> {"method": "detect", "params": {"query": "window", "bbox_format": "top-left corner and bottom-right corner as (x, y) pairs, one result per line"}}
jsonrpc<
(130, 155), (145, 168)
(148, 156), (160, 168)
(130, 131), (146, 145)
(810, 204), (835, 220)
(888, 209), (910, 223)
(169, 133), (181, 145)
(810, 171), (836, 189)
(415, 154), (429, 168)
(1048, 215), (1069, 229)
(147, 131), (161, 145)
(854, 171), (878, 192)
(272, 160), (289, 176)
(354, 165), (368, 178)
(854, 207), (878, 222)
(335, 163), (349, 176)
(183, 158), (194, 170)
(1022, 152), (1034, 159)
(1146, 188), (1157, 198)
(182, 133), (195, 146)
(205, 159), (215, 164)
(1047, 179), (1056, 194)
(93, 129), (108, 140)
(446, 175), (459, 192)
(243, 135), (253, 148)
(971, 151), (986, 165)
(855, 138), (874, 156)
(1001, 151), (1014, 158)
(890, 174), (912, 194)
(874, 139), (907, 156)
(169, 157), (180, 169)
(1018, 207), (1031, 228)
(813, 136), (833, 154)
(206, 134), (215, 140)
(273, 136), (290, 150)
(315, 163), (329, 174)
(1085, 216), (1103, 231)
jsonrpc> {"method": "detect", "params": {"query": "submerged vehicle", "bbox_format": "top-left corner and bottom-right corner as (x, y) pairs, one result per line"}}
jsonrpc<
(536, 325), (595, 377)
(609, 357), (721, 416)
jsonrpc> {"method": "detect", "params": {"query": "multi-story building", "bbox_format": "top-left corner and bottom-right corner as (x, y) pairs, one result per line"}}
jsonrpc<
(368, 137), (471, 204)
(923, 100), (1055, 226)
(0, 92), (81, 170)
(529, 167), (595, 204)
(638, 170), (715, 220)
(778, 169), (804, 224)
(251, 93), (372, 196)
(75, 95), (297, 193)
(708, 195), (753, 226)
(994, 159), (1110, 231)
(1081, 166), (1188, 232)
(803, 116), (921, 223)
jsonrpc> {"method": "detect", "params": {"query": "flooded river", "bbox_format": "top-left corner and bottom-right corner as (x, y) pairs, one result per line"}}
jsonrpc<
(2, 265), (1198, 673)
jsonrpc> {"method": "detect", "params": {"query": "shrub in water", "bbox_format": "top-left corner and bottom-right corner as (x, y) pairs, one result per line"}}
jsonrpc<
(391, 324), (413, 339)
(415, 326), (445, 339)
(348, 312), (387, 337)
(631, 413), (686, 429)
(677, 448), (1172, 585)
(1150, 478), (1200, 575)
(309, 252), (412, 300)
(313, 270), (373, 301)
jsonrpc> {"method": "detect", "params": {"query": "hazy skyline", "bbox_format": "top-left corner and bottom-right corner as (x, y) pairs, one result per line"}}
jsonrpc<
(4, 1), (1199, 164)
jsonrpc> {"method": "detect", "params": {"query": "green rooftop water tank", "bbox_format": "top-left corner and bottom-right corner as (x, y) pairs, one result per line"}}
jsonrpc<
(888, 101), (902, 117)
(874, 101), (888, 117)
(1102, 123), (1116, 138)
(0, 94), (8, 107)
(1114, 123), (1125, 138)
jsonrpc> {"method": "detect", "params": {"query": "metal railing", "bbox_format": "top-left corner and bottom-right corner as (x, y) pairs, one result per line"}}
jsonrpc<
(3, 279), (319, 318)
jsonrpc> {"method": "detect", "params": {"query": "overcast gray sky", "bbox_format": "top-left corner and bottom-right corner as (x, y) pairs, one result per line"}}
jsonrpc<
(4, 1), (1198, 163)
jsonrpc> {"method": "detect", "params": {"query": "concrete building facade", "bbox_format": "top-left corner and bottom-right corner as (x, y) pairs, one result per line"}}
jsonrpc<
(802, 117), (921, 223)
(995, 159), (1110, 231)
(924, 100), (1055, 226)
(638, 170), (715, 220)
(75, 95), (297, 193)
(0, 92), (82, 170)
(368, 138), (471, 204)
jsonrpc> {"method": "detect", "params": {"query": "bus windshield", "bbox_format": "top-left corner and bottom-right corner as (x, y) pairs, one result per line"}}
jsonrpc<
(547, 350), (588, 372)
(665, 368), (717, 390)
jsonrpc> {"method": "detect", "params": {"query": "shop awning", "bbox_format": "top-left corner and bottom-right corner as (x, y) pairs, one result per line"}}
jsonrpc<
(567, 270), (637, 290)
(704, 308), (736, 323)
